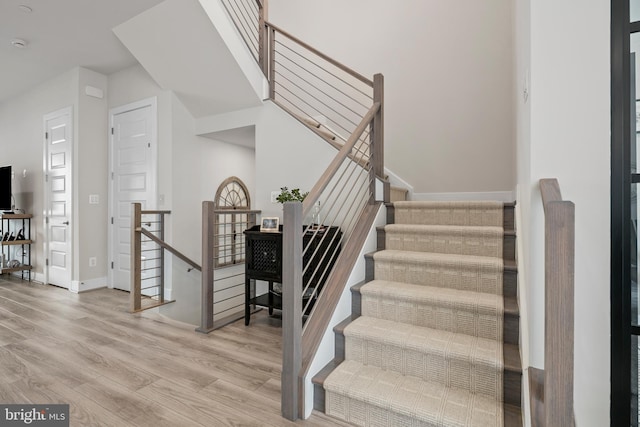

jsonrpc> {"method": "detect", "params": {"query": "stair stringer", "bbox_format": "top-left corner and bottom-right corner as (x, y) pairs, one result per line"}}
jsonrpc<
(301, 203), (387, 419)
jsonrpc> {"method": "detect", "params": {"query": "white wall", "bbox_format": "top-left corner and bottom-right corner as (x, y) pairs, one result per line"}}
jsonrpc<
(76, 68), (109, 288)
(516, 0), (610, 425)
(268, 0), (515, 195)
(0, 68), (78, 280)
(254, 102), (337, 219)
(0, 66), (111, 288)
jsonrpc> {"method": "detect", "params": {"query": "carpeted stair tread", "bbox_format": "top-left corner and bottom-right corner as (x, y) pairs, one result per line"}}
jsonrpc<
(383, 224), (504, 258)
(344, 316), (503, 398)
(321, 200), (520, 426)
(393, 201), (504, 227)
(361, 280), (503, 341)
(324, 360), (503, 427)
(373, 250), (503, 295)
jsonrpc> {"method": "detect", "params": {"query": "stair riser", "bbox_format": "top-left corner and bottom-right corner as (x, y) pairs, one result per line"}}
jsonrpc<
(377, 228), (515, 260)
(325, 386), (505, 427)
(366, 254), (517, 298)
(354, 280), (519, 344)
(387, 203), (515, 231)
(331, 318), (523, 408)
(360, 296), (503, 342)
(344, 336), (503, 399)
(374, 259), (503, 296)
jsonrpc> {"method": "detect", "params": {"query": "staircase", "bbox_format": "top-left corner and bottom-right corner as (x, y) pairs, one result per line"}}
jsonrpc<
(313, 200), (522, 426)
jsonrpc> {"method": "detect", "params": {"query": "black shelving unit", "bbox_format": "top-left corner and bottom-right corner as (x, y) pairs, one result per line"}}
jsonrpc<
(1, 213), (32, 280)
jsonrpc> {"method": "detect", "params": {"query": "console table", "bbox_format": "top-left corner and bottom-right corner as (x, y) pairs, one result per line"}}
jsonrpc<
(243, 224), (341, 325)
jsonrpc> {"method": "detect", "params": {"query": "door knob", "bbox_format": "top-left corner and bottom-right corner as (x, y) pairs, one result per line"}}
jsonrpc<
(62, 221), (69, 225)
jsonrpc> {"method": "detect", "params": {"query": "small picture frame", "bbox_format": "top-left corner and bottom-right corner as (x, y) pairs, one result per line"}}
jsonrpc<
(260, 217), (280, 232)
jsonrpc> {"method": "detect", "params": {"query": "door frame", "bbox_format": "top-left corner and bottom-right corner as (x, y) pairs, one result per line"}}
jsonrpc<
(42, 105), (73, 288)
(107, 97), (158, 290)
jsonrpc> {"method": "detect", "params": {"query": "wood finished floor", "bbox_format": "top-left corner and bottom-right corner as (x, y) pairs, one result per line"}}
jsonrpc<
(0, 277), (353, 427)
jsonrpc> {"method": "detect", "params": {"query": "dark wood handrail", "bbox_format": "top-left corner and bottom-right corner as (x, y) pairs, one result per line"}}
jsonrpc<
(264, 21), (374, 87)
(139, 228), (202, 272)
(301, 102), (380, 218)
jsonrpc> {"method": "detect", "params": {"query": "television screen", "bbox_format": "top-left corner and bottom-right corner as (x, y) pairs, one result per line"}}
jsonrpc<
(0, 166), (12, 211)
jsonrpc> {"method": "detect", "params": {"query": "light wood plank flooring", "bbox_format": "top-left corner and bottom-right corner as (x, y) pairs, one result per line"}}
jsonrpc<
(0, 277), (352, 427)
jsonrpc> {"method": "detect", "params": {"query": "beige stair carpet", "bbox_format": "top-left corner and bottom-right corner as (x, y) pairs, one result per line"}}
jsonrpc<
(323, 201), (509, 427)
(373, 250), (504, 295)
(393, 201), (503, 227)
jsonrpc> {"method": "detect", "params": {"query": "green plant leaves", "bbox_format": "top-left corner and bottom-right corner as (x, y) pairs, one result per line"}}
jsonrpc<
(276, 187), (309, 203)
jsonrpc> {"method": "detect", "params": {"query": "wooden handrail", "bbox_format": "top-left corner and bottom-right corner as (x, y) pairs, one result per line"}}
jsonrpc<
(540, 179), (563, 208)
(299, 202), (382, 396)
(535, 178), (575, 427)
(301, 102), (380, 218)
(264, 21), (374, 87)
(139, 228), (201, 272)
(140, 210), (171, 215)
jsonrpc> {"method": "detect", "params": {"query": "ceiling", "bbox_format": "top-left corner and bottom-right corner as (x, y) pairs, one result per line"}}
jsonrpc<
(0, 0), (165, 103)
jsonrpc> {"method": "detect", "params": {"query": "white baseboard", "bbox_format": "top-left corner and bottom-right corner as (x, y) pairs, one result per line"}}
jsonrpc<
(33, 272), (45, 284)
(70, 276), (108, 293)
(412, 190), (515, 202)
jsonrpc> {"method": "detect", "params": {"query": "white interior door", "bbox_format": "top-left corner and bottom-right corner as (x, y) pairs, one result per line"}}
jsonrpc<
(44, 107), (73, 289)
(109, 98), (157, 291)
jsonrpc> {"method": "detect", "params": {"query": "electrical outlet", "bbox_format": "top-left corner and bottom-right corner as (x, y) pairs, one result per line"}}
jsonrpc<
(89, 194), (99, 204)
(271, 190), (280, 203)
(89, 257), (97, 267)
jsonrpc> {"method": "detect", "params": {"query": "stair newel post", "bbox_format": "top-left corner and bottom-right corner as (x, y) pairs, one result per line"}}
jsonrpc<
(130, 203), (142, 313)
(197, 201), (215, 333)
(269, 25), (276, 100)
(371, 73), (385, 203)
(544, 200), (575, 426)
(282, 201), (303, 420)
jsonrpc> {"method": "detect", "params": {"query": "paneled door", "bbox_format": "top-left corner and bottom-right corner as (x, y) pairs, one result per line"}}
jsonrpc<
(44, 107), (73, 289)
(109, 98), (157, 291)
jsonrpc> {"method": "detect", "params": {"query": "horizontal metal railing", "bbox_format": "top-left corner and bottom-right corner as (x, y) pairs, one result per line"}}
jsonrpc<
(198, 203), (260, 333)
(220, 0), (264, 62)
(264, 22), (375, 158)
(282, 99), (383, 419)
(130, 205), (201, 313)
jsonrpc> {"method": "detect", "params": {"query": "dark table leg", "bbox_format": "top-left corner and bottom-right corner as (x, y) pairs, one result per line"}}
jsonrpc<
(245, 276), (251, 326)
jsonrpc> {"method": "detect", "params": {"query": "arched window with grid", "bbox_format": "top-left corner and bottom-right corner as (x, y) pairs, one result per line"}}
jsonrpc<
(214, 177), (251, 268)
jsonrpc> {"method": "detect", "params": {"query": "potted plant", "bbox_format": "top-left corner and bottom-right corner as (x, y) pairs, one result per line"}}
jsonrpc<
(275, 187), (308, 203)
